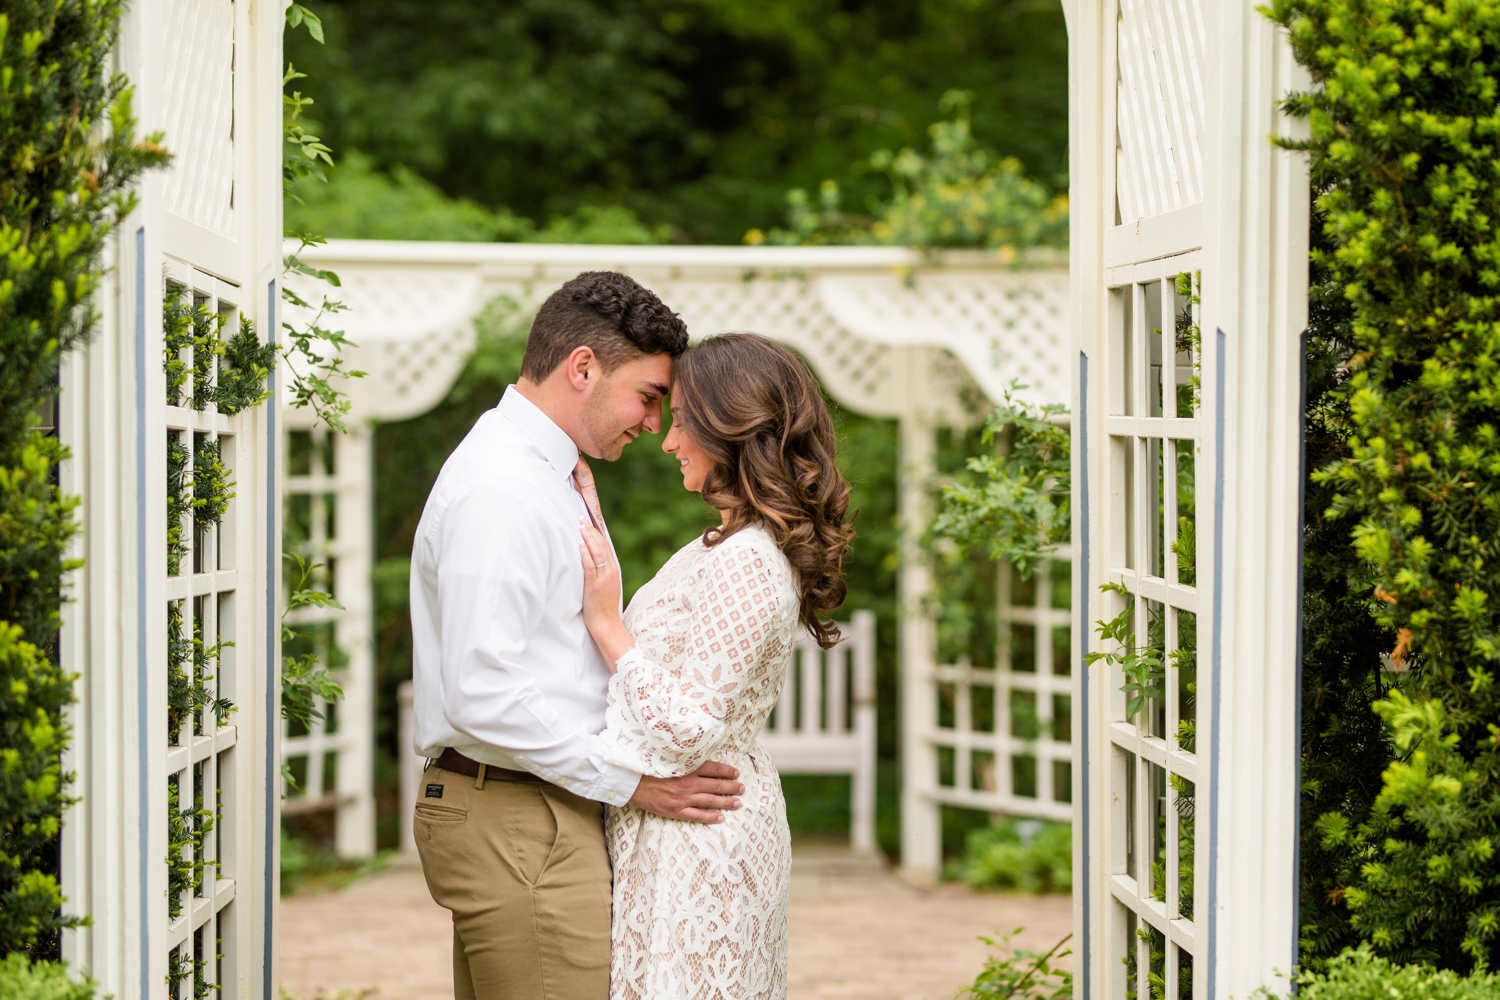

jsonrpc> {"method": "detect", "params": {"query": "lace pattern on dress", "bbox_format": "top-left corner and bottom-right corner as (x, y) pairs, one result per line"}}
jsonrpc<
(603, 526), (800, 1000)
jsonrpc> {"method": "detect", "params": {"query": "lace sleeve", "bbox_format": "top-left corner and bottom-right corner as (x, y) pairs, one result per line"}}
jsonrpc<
(601, 535), (788, 778)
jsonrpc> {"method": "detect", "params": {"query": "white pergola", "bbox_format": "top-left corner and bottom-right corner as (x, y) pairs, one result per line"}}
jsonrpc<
(281, 240), (1074, 866)
(1067, 1), (1308, 998)
(50, 2), (1319, 997)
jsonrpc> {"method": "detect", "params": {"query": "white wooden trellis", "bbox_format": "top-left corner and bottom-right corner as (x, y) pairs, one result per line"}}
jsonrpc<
(279, 422), (376, 857)
(57, 2), (284, 999)
(1068, 1), (1309, 999)
(283, 240), (1072, 869)
(930, 557), (1075, 824)
(761, 612), (879, 851)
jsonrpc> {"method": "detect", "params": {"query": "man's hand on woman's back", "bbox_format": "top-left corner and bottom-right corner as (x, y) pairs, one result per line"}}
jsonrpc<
(629, 761), (745, 823)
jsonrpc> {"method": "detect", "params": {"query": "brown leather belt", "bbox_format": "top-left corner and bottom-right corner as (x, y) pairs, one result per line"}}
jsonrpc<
(432, 748), (546, 784)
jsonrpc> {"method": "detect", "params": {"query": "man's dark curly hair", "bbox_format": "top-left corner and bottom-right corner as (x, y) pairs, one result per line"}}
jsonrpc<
(519, 271), (689, 381)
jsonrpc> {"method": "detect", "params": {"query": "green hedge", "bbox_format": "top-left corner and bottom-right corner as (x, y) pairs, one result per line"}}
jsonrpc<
(0, 954), (94, 1000)
(1268, 0), (1500, 971)
(1293, 946), (1500, 1000)
(945, 819), (1072, 894)
(0, 0), (165, 953)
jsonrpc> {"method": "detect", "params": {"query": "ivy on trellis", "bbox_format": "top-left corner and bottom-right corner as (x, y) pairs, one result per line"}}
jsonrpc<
(164, 770), (214, 922)
(165, 602), (232, 744)
(167, 434), (190, 576)
(165, 931), (219, 998)
(191, 436), (232, 543)
(217, 317), (277, 415)
(166, 430), (239, 577)
(163, 294), (277, 414)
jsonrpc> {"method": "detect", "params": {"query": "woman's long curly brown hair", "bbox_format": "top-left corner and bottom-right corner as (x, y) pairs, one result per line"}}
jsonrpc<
(673, 333), (855, 648)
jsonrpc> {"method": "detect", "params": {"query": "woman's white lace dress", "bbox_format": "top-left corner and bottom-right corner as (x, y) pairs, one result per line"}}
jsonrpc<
(600, 524), (799, 1000)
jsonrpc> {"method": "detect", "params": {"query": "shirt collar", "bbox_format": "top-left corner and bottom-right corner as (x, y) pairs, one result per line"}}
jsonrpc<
(498, 385), (579, 482)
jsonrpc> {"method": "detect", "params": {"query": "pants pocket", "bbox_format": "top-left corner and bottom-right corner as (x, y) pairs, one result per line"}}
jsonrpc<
(505, 786), (560, 887)
(413, 802), (468, 847)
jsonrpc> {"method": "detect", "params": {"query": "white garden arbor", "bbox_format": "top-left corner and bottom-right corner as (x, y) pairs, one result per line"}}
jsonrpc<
(59, 1), (285, 998)
(280, 240), (1074, 864)
(41, 0), (1318, 996)
(1068, 1), (1309, 999)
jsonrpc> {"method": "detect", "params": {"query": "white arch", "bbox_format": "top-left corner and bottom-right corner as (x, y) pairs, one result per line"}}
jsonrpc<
(282, 239), (1072, 871)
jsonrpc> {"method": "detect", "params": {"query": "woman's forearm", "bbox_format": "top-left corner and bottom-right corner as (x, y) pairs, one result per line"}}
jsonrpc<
(586, 614), (636, 670)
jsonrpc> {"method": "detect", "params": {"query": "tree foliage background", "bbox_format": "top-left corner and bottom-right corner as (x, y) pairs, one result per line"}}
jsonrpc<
(285, 0), (1068, 245)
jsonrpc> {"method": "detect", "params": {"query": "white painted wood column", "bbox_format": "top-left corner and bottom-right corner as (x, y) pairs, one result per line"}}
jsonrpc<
(898, 411), (940, 876)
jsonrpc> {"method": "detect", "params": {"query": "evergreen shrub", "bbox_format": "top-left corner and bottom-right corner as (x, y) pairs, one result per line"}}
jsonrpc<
(945, 819), (1072, 894)
(1288, 945), (1500, 1000)
(0, 953), (95, 1000)
(1268, 0), (1500, 970)
(0, 0), (166, 954)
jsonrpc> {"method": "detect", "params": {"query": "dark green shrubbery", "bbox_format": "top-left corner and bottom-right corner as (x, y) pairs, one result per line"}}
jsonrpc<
(0, 953), (95, 1000)
(1289, 945), (1500, 1000)
(0, 0), (166, 956)
(945, 819), (1072, 894)
(1268, 0), (1500, 972)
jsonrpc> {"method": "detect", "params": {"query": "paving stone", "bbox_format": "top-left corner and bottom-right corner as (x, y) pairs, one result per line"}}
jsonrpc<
(279, 850), (1073, 1000)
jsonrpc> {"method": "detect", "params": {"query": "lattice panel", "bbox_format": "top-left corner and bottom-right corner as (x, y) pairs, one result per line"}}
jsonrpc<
(279, 424), (375, 856)
(817, 270), (1069, 406)
(1115, 0), (1206, 223)
(162, 271), (243, 999)
(928, 559), (1073, 823)
(1101, 259), (1201, 1000)
(283, 250), (1070, 423)
(162, 0), (235, 235)
(650, 277), (898, 414)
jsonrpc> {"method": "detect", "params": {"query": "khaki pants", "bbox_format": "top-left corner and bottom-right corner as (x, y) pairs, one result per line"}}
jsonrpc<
(414, 767), (611, 1000)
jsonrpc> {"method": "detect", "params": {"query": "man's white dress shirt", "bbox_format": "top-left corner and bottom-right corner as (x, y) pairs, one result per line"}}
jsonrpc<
(410, 385), (642, 805)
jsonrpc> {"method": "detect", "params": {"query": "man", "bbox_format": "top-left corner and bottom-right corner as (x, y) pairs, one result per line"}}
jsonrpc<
(409, 271), (745, 1000)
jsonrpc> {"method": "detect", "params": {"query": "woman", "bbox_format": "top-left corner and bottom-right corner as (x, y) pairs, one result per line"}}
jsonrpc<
(578, 333), (855, 1000)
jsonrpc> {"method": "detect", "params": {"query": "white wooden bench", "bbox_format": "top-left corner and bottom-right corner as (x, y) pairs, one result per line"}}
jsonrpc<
(400, 609), (878, 852)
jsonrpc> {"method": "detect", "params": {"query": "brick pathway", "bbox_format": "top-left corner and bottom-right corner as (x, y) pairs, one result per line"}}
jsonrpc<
(279, 847), (1073, 1000)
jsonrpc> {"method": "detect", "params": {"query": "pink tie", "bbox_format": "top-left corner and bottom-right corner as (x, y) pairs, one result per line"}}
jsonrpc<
(572, 456), (606, 531)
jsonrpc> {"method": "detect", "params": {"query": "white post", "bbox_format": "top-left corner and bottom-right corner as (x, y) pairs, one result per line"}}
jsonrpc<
(398, 681), (419, 854)
(850, 609), (878, 853)
(334, 426), (376, 857)
(898, 414), (940, 877)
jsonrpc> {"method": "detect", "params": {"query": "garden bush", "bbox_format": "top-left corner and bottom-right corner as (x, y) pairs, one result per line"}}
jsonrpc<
(960, 931), (1072, 1000)
(946, 819), (1072, 894)
(1287, 945), (1500, 1000)
(0, 0), (165, 954)
(1267, 0), (1500, 969)
(0, 953), (95, 1000)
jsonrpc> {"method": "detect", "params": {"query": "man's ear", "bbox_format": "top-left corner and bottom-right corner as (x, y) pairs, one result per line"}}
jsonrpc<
(561, 345), (597, 392)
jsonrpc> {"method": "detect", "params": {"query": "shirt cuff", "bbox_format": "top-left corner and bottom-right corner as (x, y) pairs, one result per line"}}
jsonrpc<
(593, 759), (643, 807)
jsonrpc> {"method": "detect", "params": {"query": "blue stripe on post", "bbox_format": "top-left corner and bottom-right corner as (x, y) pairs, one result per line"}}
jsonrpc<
(1078, 351), (1092, 1000)
(134, 226), (151, 1000)
(263, 278), (278, 1000)
(1208, 328), (1226, 999)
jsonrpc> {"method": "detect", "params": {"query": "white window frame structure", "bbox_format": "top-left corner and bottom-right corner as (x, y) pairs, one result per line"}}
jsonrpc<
(57, 2), (284, 998)
(279, 423), (375, 857)
(928, 556), (1076, 824)
(1068, 1), (1310, 998)
(282, 241), (1073, 869)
